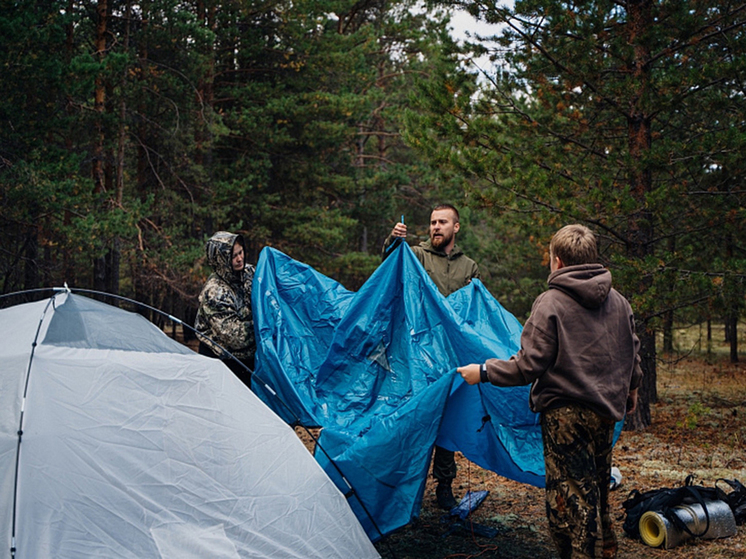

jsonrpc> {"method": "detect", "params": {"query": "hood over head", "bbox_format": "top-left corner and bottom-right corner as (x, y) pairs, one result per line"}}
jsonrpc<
(205, 231), (245, 283)
(548, 263), (611, 309)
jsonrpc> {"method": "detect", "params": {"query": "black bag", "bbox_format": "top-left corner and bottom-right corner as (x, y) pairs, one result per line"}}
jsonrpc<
(717, 478), (746, 525)
(621, 475), (724, 539)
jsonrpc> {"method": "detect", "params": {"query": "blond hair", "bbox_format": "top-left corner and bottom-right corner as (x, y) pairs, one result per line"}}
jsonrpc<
(549, 224), (598, 266)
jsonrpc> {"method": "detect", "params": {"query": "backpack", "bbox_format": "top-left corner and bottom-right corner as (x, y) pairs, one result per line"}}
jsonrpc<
(621, 475), (725, 539)
(716, 478), (746, 525)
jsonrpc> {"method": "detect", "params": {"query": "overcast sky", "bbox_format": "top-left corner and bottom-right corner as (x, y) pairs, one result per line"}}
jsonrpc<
(449, 9), (504, 40)
(448, 8), (507, 76)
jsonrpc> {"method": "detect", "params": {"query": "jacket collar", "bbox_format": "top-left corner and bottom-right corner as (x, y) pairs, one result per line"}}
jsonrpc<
(419, 239), (464, 259)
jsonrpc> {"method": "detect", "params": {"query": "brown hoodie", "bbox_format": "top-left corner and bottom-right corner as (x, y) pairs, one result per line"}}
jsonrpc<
(483, 263), (642, 422)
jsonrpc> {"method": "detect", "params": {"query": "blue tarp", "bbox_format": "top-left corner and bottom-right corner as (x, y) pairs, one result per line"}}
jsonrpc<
(252, 244), (546, 541)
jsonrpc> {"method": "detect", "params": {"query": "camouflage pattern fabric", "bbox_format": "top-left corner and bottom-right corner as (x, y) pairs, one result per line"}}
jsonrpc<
(195, 232), (255, 361)
(542, 404), (617, 559)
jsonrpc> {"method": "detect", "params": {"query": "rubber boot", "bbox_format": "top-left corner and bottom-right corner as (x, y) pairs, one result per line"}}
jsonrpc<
(436, 480), (457, 510)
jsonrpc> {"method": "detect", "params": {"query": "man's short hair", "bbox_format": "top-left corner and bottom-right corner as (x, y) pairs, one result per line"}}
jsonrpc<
(432, 204), (460, 223)
(549, 224), (598, 266)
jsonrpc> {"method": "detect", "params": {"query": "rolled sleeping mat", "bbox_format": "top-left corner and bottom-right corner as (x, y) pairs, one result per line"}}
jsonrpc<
(639, 499), (737, 549)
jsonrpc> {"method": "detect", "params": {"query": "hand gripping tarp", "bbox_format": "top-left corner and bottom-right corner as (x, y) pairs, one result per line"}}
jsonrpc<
(252, 244), (548, 541)
(0, 293), (380, 558)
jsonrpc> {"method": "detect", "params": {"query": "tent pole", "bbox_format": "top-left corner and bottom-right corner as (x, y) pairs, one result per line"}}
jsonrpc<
(10, 295), (57, 559)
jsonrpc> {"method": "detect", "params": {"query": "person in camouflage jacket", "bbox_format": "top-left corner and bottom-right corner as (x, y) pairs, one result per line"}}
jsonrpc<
(195, 231), (255, 387)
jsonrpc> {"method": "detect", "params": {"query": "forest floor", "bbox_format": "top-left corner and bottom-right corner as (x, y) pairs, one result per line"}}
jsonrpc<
(369, 351), (746, 559)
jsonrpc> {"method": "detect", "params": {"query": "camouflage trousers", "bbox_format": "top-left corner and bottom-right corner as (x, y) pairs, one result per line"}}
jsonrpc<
(541, 404), (617, 559)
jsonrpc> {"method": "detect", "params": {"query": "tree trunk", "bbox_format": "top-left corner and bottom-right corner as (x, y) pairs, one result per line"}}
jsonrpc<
(662, 310), (673, 353)
(92, 0), (108, 294)
(24, 225), (39, 290)
(63, 210), (76, 286)
(625, 322), (655, 431)
(727, 313), (739, 363)
(724, 232), (740, 362)
(108, 0), (132, 301)
(624, 0), (655, 430)
(107, 240), (121, 298)
(195, 0), (216, 168)
(43, 217), (52, 287)
(360, 226), (368, 253)
(662, 237), (676, 353)
(93, 0), (108, 197)
(136, 2), (149, 198)
(94, 256), (107, 293)
(62, 0), (77, 288)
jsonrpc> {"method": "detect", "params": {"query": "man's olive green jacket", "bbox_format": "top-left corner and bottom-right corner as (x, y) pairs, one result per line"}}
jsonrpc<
(383, 237), (479, 296)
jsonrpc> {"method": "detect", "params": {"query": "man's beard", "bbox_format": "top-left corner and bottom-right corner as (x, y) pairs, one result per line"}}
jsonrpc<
(430, 231), (452, 250)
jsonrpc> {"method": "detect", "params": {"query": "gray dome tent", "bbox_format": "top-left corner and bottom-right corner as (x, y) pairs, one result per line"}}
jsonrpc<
(0, 292), (379, 558)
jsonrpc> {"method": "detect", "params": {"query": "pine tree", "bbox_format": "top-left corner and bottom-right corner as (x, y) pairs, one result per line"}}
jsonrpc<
(415, 0), (746, 428)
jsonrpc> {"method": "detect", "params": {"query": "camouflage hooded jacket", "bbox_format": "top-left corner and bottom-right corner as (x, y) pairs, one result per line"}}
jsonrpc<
(194, 231), (255, 361)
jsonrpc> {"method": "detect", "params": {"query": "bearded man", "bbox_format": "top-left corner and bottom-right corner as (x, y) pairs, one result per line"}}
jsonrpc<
(381, 204), (479, 510)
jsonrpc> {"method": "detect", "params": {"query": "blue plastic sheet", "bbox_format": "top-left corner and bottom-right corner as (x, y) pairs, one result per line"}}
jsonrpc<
(252, 244), (545, 541)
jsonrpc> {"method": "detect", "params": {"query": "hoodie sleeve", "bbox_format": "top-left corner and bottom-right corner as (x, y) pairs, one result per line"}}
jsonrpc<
(483, 293), (557, 387)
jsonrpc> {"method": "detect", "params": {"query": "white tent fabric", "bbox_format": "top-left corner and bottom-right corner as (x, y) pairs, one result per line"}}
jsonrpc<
(0, 293), (379, 558)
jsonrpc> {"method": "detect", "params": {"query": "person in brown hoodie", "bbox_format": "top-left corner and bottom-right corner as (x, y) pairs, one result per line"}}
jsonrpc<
(458, 224), (642, 559)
